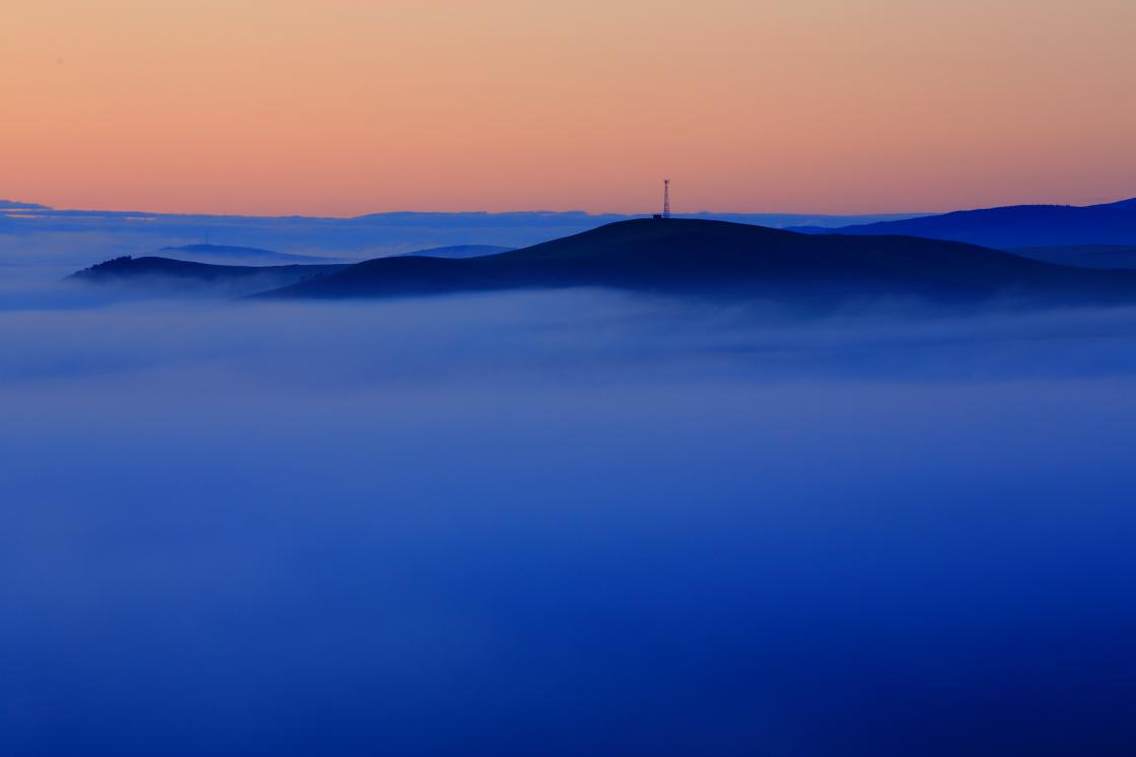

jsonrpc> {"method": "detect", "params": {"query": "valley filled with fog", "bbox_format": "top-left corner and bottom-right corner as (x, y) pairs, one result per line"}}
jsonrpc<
(8, 0), (1136, 750)
(3, 261), (1135, 754)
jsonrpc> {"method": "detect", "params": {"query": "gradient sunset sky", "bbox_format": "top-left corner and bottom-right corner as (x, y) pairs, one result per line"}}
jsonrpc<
(4, 0), (1135, 216)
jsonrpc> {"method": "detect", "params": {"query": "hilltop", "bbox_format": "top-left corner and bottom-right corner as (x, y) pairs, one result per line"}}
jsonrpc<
(256, 218), (1136, 307)
(72, 218), (1136, 308)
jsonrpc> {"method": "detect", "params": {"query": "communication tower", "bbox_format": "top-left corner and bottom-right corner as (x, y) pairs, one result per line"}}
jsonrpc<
(655, 179), (672, 220)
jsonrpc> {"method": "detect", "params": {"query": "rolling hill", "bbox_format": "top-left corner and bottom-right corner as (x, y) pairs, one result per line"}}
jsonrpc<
(155, 243), (509, 265)
(254, 218), (1136, 307)
(395, 244), (512, 259)
(1010, 245), (1136, 270)
(156, 244), (338, 265)
(68, 245), (520, 296)
(70, 256), (347, 296)
(72, 218), (1136, 308)
(799, 197), (1136, 248)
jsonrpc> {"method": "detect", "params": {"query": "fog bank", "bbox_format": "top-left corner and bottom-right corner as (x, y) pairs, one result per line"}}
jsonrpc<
(2, 289), (1134, 755)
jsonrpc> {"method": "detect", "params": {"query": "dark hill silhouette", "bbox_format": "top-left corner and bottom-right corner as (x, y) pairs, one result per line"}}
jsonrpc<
(796, 197), (1136, 248)
(1012, 245), (1136, 270)
(157, 244), (336, 265)
(157, 243), (508, 265)
(256, 218), (1136, 307)
(395, 244), (512, 258)
(0, 199), (49, 211)
(69, 245), (513, 293)
(70, 256), (346, 296)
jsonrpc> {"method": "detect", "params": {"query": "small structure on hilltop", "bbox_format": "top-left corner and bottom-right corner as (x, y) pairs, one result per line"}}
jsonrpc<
(653, 179), (672, 220)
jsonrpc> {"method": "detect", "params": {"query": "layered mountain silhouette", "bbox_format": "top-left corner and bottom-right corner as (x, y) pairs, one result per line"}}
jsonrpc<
(156, 243), (508, 265)
(0, 199), (49, 211)
(70, 256), (347, 296)
(157, 244), (338, 265)
(796, 197), (1136, 249)
(395, 244), (512, 258)
(73, 218), (1136, 307)
(70, 245), (517, 296)
(1009, 245), (1136, 270)
(261, 219), (1136, 306)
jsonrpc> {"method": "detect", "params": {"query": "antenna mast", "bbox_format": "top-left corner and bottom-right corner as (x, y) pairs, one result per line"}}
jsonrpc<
(663, 179), (671, 219)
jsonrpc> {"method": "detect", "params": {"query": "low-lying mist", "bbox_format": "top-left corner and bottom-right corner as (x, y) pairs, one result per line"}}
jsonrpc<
(2, 285), (1135, 755)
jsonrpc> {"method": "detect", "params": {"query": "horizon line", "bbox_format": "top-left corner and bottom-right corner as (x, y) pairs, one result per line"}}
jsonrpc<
(4, 193), (1134, 221)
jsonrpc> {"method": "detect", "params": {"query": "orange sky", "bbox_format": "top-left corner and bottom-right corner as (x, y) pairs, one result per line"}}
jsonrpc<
(3, 0), (1135, 216)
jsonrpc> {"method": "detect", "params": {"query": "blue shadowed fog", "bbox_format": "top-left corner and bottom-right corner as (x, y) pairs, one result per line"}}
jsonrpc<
(1, 286), (1135, 755)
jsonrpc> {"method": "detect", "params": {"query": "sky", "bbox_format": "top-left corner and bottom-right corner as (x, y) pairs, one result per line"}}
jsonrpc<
(3, 0), (1135, 216)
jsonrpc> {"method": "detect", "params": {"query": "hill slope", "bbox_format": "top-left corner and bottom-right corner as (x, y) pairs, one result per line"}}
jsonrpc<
(395, 244), (512, 259)
(157, 244), (337, 265)
(71, 256), (346, 296)
(258, 218), (1136, 307)
(1009, 245), (1136, 270)
(804, 197), (1136, 248)
(156, 243), (508, 265)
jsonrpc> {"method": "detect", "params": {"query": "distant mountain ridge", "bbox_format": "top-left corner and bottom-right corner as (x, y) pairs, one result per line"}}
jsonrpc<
(158, 244), (339, 265)
(394, 244), (512, 258)
(255, 218), (1136, 307)
(71, 217), (1136, 308)
(70, 256), (346, 296)
(7, 203), (930, 268)
(69, 245), (514, 295)
(0, 199), (49, 211)
(1010, 245), (1136, 270)
(797, 197), (1136, 248)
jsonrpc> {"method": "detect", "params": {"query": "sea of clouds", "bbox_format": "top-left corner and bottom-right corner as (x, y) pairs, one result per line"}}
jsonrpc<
(2, 262), (1135, 754)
